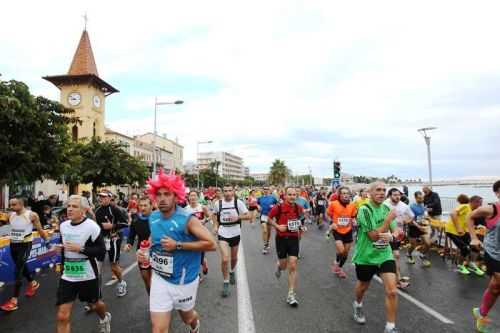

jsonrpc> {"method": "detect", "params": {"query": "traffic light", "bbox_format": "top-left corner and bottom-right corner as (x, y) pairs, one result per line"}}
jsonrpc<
(333, 161), (341, 179)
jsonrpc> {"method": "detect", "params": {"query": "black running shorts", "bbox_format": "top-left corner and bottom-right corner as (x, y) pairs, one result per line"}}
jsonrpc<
(275, 236), (300, 259)
(56, 278), (100, 306)
(408, 225), (425, 239)
(218, 235), (241, 248)
(355, 260), (396, 282)
(333, 230), (353, 243)
(484, 251), (500, 276)
(97, 237), (121, 263)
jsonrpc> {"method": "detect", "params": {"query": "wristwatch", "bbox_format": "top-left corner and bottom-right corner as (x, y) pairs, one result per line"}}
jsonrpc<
(176, 242), (183, 250)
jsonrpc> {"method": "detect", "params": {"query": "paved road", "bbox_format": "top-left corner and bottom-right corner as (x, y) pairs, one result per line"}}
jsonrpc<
(1, 222), (499, 332)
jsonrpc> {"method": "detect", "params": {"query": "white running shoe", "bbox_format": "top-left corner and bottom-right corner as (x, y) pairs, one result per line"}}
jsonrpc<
(116, 280), (127, 297)
(98, 312), (111, 333)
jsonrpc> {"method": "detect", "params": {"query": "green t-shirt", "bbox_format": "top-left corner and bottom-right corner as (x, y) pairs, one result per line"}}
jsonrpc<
(352, 201), (396, 265)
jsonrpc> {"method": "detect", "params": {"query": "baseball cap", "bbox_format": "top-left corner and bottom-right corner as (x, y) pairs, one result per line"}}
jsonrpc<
(98, 190), (113, 197)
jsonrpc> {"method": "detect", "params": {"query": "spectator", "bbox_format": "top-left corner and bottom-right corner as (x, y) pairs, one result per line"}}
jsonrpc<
(37, 191), (45, 201)
(422, 186), (442, 219)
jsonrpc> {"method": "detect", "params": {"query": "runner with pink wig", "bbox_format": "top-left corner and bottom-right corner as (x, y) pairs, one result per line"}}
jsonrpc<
(146, 169), (187, 204)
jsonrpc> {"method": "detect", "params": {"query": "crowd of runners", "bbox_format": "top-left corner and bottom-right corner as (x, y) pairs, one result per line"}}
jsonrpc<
(1, 172), (499, 333)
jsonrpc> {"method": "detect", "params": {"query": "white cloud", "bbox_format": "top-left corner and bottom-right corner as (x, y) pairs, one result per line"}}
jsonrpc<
(2, 0), (500, 179)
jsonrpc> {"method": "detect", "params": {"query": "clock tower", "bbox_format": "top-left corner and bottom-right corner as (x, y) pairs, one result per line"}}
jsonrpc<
(43, 28), (118, 141)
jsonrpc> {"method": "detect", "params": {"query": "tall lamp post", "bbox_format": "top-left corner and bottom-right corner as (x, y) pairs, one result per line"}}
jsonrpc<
(197, 140), (213, 189)
(417, 127), (437, 188)
(153, 98), (184, 177)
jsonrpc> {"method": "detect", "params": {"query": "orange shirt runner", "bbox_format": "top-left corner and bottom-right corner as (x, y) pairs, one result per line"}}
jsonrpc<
(327, 200), (357, 234)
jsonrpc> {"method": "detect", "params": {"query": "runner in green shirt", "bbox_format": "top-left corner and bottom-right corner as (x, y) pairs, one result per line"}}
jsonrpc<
(351, 182), (401, 333)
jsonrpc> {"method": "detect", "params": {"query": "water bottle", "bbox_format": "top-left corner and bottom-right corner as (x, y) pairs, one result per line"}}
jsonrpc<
(325, 230), (331, 241)
(139, 240), (151, 269)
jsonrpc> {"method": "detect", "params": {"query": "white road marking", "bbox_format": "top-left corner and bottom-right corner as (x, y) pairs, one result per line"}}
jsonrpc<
(105, 262), (137, 286)
(373, 275), (454, 324)
(237, 241), (257, 333)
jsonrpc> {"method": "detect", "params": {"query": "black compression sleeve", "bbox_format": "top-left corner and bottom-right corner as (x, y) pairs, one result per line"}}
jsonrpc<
(82, 235), (106, 258)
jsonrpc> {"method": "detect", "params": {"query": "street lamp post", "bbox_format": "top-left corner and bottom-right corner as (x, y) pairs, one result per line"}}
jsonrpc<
(196, 140), (213, 190)
(153, 98), (184, 177)
(417, 127), (437, 188)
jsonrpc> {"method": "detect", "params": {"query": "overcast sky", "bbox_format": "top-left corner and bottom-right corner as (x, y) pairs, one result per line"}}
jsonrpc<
(2, 1), (500, 180)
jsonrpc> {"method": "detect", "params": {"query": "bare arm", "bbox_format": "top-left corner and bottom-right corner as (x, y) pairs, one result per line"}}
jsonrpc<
(367, 210), (396, 242)
(31, 212), (49, 241)
(211, 211), (219, 233)
(185, 217), (217, 251)
(468, 206), (494, 243)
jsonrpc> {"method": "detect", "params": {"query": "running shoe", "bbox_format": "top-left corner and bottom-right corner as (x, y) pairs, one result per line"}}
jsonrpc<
(221, 282), (230, 297)
(0, 298), (18, 312)
(229, 272), (236, 285)
(262, 247), (268, 255)
(275, 266), (282, 279)
(457, 264), (471, 275)
(421, 258), (432, 268)
(352, 301), (366, 325)
(25, 280), (40, 297)
(472, 307), (491, 333)
(116, 280), (127, 297)
(98, 312), (112, 333)
(397, 280), (410, 289)
(331, 263), (341, 275)
(287, 292), (298, 307)
(84, 303), (95, 313)
(407, 256), (416, 264)
(468, 263), (485, 277)
(384, 327), (399, 333)
(337, 269), (347, 279)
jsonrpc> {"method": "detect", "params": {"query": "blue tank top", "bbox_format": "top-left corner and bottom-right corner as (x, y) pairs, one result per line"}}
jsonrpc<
(148, 207), (201, 285)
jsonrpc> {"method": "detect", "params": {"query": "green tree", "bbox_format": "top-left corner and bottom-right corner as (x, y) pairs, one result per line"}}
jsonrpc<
(194, 169), (222, 188)
(65, 138), (149, 196)
(269, 159), (289, 185)
(0, 79), (75, 187)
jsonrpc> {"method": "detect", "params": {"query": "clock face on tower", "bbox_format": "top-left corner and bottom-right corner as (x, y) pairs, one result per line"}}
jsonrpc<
(93, 95), (101, 108)
(68, 92), (81, 106)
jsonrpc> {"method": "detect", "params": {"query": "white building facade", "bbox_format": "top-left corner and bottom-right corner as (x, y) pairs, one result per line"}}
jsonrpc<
(197, 151), (245, 181)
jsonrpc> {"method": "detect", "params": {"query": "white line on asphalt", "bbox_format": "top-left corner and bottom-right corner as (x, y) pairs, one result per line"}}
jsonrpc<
(373, 276), (454, 324)
(105, 262), (137, 286)
(237, 242), (257, 333)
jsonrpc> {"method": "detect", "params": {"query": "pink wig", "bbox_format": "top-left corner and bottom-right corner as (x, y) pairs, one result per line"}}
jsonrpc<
(146, 169), (186, 204)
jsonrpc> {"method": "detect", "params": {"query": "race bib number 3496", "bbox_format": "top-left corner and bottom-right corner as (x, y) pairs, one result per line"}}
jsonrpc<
(151, 251), (174, 277)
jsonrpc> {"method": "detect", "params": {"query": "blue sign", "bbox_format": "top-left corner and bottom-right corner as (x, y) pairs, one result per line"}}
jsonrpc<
(331, 179), (341, 188)
(0, 234), (61, 283)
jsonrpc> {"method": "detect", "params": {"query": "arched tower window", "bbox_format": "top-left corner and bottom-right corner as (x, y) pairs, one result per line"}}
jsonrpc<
(72, 125), (78, 142)
(93, 121), (96, 138)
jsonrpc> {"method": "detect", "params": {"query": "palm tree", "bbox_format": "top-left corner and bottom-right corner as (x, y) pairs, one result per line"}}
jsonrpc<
(269, 159), (289, 185)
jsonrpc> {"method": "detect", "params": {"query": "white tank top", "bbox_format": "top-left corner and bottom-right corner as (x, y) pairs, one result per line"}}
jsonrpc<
(9, 210), (33, 243)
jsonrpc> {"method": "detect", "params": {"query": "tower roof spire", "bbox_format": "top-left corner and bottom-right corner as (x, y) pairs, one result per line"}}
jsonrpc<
(67, 29), (99, 76)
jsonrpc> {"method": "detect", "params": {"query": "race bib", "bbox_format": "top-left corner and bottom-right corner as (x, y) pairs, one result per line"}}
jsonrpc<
(64, 259), (92, 281)
(221, 210), (237, 223)
(337, 218), (350, 227)
(373, 239), (389, 249)
(151, 251), (174, 277)
(261, 215), (268, 222)
(10, 229), (25, 242)
(287, 219), (301, 232)
(318, 200), (325, 206)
